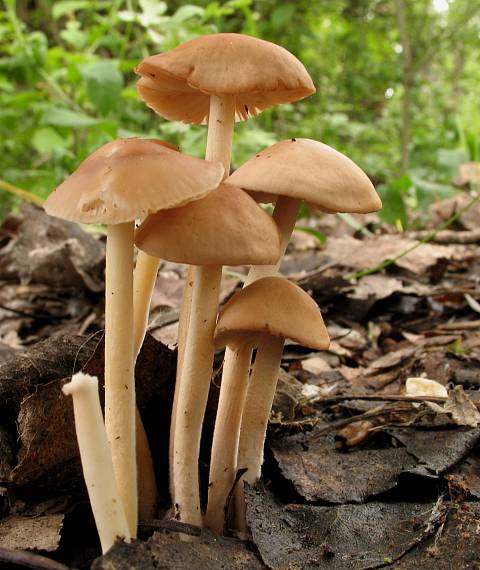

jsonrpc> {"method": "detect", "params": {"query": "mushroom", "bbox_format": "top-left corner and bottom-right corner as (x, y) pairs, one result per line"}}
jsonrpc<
(206, 276), (330, 532)
(63, 372), (130, 553)
(135, 183), (281, 526)
(44, 138), (223, 536)
(206, 138), (380, 531)
(135, 35), (316, 495)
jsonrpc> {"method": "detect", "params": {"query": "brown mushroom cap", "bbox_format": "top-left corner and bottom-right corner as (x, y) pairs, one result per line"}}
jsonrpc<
(227, 138), (382, 214)
(135, 183), (281, 266)
(44, 138), (224, 225)
(135, 33), (315, 125)
(214, 276), (330, 350)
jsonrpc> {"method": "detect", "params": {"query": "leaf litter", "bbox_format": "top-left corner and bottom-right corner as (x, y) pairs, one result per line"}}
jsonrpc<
(0, 204), (479, 567)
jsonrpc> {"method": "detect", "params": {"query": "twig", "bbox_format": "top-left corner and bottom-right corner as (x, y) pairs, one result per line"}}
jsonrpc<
(347, 194), (480, 281)
(406, 228), (480, 244)
(0, 547), (70, 570)
(0, 179), (44, 207)
(309, 393), (480, 410)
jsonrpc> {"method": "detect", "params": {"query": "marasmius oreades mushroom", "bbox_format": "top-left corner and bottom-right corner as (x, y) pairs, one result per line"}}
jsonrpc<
(135, 34), (316, 497)
(206, 276), (330, 532)
(205, 138), (381, 531)
(135, 183), (281, 526)
(44, 138), (223, 536)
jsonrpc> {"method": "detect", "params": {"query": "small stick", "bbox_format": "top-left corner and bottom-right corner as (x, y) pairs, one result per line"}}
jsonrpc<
(308, 393), (480, 409)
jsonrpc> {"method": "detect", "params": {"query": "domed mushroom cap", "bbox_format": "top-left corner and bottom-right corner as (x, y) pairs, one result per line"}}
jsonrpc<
(44, 138), (224, 225)
(214, 276), (330, 350)
(135, 183), (281, 266)
(227, 138), (382, 214)
(136, 33), (315, 125)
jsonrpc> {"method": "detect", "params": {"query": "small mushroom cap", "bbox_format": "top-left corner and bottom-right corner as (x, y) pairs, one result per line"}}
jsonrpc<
(227, 138), (382, 214)
(136, 33), (315, 125)
(44, 138), (224, 225)
(214, 276), (330, 350)
(135, 183), (281, 266)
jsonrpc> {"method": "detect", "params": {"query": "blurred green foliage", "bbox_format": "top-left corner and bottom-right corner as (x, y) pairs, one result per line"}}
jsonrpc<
(0, 0), (479, 226)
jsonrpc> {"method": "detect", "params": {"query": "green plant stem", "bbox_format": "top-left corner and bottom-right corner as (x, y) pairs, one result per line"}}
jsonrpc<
(348, 193), (480, 281)
(0, 179), (44, 206)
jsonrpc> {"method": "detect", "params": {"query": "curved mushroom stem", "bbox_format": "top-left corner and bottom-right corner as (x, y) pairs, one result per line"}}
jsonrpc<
(63, 373), (130, 553)
(172, 264), (222, 525)
(133, 250), (161, 359)
(105, 221), (137, 537)
(205, 343), (252, 532)
(171, 94), (235, 524)
(234, 334), (285, 532)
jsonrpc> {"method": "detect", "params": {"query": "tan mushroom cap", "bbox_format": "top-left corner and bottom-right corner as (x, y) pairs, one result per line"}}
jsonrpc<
(44, 138), (224, 225)
(135, 33), (315, 125)
(135, 183), (281, 266)
(215, 276), (329, 350)
(227, 138), (382, 214)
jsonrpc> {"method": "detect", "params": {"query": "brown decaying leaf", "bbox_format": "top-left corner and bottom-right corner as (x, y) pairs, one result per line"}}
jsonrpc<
(444, 385), (480, 427)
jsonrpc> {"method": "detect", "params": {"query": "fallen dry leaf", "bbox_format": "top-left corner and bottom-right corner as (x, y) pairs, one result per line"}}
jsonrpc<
(444, 385), (480, 427)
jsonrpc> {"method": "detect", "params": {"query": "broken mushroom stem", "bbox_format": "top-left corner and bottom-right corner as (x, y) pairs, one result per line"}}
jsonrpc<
(171, 95), (235, 525)
(205, 342), (253, 532)
(63, 372), (131, 553)
(104, 221), (137, 537)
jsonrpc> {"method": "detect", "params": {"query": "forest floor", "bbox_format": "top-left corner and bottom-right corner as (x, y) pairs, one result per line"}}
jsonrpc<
(0, 198), (479, 569)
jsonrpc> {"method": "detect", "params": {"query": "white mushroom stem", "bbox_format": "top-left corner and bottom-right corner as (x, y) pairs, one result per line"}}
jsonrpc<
(245, 196), (300, 284)
(169, 270), (193, 500)
(235, 334), (285, 531)
(171, 94), (235, 524)
(130, 251), (160, 520)
(205, 343), (252, 532)
(133, 250), (161, 359)
(172, 264), (222, 525)
(63, 372), (131, 553)
(105, 222), (137, 537)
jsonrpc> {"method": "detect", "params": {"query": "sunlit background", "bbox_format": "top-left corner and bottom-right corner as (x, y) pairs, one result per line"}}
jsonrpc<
(1, 0), (479, 228)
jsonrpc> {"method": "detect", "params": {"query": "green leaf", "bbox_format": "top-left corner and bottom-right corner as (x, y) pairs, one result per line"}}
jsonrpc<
(295, 226), (327, 244)
(59, 21), (87, 50)
(42, 107), (100, 127)
(377, 179), (409, 230)
(32, 127), (66, 154)
(52, 1), (90, 19)
(80, 61), (123, 115)
(172, 5), (205, 23)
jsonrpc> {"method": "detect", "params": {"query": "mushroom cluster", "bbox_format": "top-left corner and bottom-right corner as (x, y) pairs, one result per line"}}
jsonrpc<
(43, 33), (381, 549)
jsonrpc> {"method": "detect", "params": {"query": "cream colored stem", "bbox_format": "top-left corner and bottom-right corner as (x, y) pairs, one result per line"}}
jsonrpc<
(171, 95), (235, 523)
(131, 252), (160, 520)
(172, 264), (222, 525)
(245, 196), (300, 284)
(169, 268), (193, 500)
(235, 334), (285, 531)
(205, 94), (236, 173)
(133, 250), (161, 359)
(105, 222), (137, 537)
(63, 373), (130, 553)
(205, 344), (251, 532)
